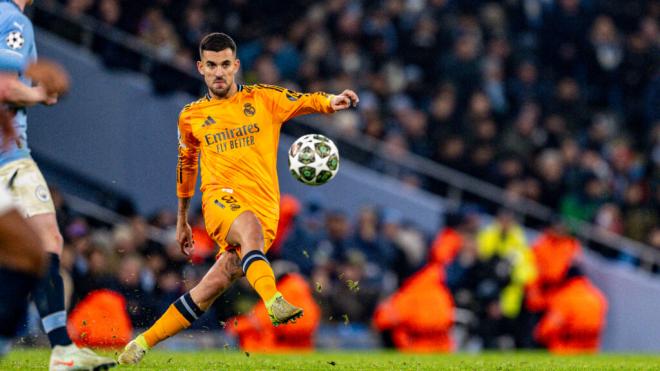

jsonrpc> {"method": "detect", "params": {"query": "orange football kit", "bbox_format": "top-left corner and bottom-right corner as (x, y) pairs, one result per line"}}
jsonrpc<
(177, 84), (335, 253)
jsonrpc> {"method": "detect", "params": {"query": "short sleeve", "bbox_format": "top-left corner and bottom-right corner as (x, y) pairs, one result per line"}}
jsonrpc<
(0, 13), (33, 73)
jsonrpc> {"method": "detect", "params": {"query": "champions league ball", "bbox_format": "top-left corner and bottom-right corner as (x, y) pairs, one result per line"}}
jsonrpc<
(288, 134), (339, 186)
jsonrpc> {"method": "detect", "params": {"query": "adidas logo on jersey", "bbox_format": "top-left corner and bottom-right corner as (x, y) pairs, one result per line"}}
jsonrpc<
(202, 116), (216, 127)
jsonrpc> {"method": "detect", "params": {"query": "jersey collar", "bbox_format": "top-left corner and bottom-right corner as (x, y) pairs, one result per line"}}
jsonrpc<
(205, 84), (243, 101)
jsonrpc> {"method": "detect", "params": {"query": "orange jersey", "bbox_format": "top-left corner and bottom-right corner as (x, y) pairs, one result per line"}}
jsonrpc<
(534, 277), (607, 353)
(177, 84), (334, 232)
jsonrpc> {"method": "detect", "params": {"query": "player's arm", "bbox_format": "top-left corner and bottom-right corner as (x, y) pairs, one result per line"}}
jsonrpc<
(176, 196), (194, 256)
(263, 85), (359, 123)
(0, 16), (57, 106)
(1, 60), (70, 107)
(176, 110), (200, 256)
(0, 75), (51, 106)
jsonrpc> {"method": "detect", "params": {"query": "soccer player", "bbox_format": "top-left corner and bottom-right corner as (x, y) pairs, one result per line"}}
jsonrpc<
(118, 32), (358, 364)
(0, 1), (116, 369)
(0, 84), (45, 356)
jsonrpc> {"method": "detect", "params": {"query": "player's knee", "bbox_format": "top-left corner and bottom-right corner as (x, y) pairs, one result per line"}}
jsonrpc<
(23, 233), (46, 276)
(29, 214), (64, 255)
(223, 251), (244, 280)
(42, 230), (63, 255)
(235, 212), (264, 250)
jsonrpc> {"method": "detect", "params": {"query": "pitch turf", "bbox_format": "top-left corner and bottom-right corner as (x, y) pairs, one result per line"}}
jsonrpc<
(3, 348), (660, 370)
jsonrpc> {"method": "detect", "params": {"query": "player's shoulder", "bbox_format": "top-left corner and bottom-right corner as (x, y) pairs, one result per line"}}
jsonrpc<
(0, 4), (31, 29)
(180, 95), (210, 114)
(250, 84), (287, 91)
(249, 84), (288, 95)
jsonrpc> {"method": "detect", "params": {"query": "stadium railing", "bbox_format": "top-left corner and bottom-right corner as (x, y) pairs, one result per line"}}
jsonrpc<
(286, 119), (660, 271)
(29, 2), (660, 272)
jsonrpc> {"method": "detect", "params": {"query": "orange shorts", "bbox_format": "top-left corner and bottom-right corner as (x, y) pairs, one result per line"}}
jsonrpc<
(202, 188), (277, 254)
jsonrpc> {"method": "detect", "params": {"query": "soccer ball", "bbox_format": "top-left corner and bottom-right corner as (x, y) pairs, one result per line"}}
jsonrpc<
(288, 134), (339, 186)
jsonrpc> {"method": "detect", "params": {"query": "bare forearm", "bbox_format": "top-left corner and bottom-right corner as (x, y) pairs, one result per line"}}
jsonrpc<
(178, 197), (192, 221)
(3, 80), (47, 107)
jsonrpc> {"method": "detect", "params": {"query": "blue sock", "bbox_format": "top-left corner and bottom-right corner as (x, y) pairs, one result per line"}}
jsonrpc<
(0, 268), (38, 339)
(33, 253), (72, 347)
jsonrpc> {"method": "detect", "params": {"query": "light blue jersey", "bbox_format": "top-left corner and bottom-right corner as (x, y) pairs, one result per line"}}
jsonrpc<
(0, 0), (36, 166)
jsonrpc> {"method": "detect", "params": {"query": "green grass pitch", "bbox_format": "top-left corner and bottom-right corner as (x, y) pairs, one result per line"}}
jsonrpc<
(3, 348), (660, 370)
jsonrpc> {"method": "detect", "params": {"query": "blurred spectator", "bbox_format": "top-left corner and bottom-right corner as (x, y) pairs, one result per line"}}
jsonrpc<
(373, 263), (454, 353)
(382, 209), (426, 284)
(534, 266), (608, 354)
(535, 149), (567, 209)
(587, 15), (624, 110)
(67, 289), (132, 348)
(179, 6), (209, 50)
(526, 219), (582, 312)
(328, 250), (381, 324)
(351, 206), (395, 271)
(476, 209), (537, 348)
(279, 207), (320, 277)
(501, 102), (544, 160)
(138, 8), (180, 60)
(114, 254), (157, 327)
(271, 194), (302, 258)
(228, 264), (320, 352)
(429, 211), (479, 266)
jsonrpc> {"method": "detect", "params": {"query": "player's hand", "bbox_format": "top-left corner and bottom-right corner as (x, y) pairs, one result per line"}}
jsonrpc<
(43, 95), (58, 106)
(0, 107), (16, 151)
(330, 89), (359, 111)
(176, 221), (194, 256)
(25, 59), (70, 99)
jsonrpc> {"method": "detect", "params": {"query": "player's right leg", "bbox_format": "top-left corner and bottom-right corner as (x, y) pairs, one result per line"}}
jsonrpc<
(226, 211), (303, 326)
(0, 158), (116, 369)
(0, 190), (45, 356)
(118, 250), (243, 365)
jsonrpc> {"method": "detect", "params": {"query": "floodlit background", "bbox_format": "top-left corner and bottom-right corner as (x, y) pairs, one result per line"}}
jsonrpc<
(15, 0), (660, 353)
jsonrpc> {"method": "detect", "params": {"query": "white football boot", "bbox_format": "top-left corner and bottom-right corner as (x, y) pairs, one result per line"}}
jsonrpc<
(49, 344), (116, 371)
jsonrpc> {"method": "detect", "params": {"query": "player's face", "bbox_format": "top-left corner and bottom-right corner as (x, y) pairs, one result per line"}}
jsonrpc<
(198, 49), (240, 98)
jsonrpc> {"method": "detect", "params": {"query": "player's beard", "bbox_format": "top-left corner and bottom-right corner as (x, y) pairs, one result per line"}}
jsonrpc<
(209, 79), (231, 98)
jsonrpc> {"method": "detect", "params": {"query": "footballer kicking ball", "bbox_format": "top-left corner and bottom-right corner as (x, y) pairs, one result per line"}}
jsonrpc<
(288, 134), (339, 186)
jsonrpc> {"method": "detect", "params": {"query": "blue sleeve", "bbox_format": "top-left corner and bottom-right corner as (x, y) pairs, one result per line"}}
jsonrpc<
(0, 12), (33, 73)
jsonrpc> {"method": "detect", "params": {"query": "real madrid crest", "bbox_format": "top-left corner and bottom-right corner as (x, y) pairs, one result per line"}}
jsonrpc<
(243, 103), (255, 117)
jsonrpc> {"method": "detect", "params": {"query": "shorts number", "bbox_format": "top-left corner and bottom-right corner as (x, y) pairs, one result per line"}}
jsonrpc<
(221, 195), (237, 204)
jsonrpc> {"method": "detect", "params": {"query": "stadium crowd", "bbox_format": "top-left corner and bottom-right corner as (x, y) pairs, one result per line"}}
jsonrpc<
(47, 187), (607, 352)
(22, 0), (657, 353)
(35, 0), (660, 247)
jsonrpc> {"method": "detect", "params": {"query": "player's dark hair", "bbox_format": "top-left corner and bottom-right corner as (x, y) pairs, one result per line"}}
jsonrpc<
(199, 33), (237, 59)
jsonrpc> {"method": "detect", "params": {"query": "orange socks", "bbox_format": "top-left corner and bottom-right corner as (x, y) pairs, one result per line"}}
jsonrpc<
(241, 251), (278, 303)
(142, 293), (204, 348)
(141, 252), (277, 348)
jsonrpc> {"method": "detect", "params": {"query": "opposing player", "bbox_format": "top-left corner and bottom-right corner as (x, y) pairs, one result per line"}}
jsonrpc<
(0, 1), (116, 369)
(0, 76), (45, 356)
(118, 32), (358, 364)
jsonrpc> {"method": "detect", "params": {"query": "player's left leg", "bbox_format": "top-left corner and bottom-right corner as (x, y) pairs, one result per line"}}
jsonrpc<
(119, 250), (244, 365)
